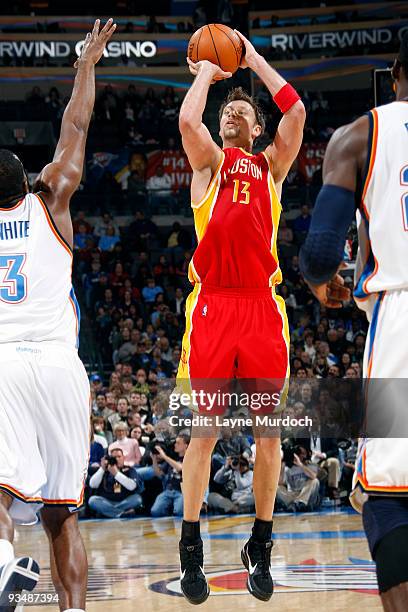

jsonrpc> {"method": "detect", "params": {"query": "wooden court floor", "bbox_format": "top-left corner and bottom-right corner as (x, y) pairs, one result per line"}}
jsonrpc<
(14, 509), (383, 611)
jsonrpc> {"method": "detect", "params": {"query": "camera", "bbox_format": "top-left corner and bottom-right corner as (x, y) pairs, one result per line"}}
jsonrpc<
(148, 437), (176, 457)
(231, 456), (240, 467)
(281, 441), (303, 468)
(105, 455), (118, 466)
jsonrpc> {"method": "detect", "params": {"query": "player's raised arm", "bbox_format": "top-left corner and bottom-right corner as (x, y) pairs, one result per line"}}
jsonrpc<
(179, 59), (230, 172)
(34, 18), (116, 205)
(299, 116), (369, 307)
(235, 30), (305, 186)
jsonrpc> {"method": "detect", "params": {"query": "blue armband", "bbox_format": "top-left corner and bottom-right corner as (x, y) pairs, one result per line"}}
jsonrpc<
(299, 184), (356, 284)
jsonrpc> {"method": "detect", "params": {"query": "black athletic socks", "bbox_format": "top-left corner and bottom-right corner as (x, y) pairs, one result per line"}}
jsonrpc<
(251, 518), (273, 543)
(181, 520), (201, 546)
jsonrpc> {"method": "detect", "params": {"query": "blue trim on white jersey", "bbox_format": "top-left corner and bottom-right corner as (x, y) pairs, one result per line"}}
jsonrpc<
(367, 291), (384, 365)
(70, 286), (81, 348)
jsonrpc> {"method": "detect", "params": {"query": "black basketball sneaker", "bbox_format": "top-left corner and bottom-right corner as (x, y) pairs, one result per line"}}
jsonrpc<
(179, 540), (210, 605)
(241, 538), (274, 601)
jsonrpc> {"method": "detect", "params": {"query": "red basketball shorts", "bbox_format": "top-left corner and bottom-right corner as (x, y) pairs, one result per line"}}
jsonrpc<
(176, 284), (290, 413)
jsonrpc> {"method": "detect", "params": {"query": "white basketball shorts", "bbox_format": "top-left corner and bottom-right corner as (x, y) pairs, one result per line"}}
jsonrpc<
(351, 290), (408, 512)
(0, 341), (90, 524)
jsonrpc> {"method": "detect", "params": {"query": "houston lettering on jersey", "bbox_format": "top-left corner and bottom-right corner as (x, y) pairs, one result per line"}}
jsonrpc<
(224, 157), (263, 181)
(0, 220), (30, 240)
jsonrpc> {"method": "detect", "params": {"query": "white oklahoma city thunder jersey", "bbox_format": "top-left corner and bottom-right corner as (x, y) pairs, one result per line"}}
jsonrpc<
(354, 100), (408, 318)
(0, 193), (79, 347)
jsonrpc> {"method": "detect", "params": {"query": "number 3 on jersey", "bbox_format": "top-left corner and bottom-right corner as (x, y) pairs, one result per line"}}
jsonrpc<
(232, 179), (250, 205)
(401, 165), (408, 231)
(0, 254), (27, 303)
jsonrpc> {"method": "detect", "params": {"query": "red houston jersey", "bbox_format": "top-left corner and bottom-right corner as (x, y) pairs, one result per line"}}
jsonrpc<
(188, 147), (282, 288)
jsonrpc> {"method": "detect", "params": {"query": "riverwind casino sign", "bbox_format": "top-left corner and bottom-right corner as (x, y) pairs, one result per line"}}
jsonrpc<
(269, 22), (408, 52)
(0, 39), (157, 60)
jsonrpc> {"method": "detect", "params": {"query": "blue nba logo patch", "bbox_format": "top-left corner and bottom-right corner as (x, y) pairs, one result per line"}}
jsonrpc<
(202, 304), (208, 317)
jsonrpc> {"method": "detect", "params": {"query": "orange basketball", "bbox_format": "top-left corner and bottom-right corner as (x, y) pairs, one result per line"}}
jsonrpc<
(188, 24), (244, 74)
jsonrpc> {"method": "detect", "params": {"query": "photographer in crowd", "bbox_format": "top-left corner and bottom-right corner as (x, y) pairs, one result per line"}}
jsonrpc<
(150, 433), (190, 517)
(276, 444), (320, 512)
(88, 448), (144, 518)
(208, 455), (255, 514)
(211, 428), (252, 472)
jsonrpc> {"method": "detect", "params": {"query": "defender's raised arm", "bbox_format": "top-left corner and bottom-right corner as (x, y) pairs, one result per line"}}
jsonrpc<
(35, 18), (116, 203)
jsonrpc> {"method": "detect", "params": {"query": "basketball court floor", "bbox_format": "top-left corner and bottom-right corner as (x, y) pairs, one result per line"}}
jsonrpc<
(13, 508), (383, 611)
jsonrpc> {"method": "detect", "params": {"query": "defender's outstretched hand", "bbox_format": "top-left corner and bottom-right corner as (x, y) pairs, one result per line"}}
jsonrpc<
(233, 29), (261, 69)
(186, 57), (232, 83)
(75, 18), (117, 68)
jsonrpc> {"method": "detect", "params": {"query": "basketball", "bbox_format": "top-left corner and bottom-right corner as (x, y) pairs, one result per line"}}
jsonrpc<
(188, 24), (244, 74)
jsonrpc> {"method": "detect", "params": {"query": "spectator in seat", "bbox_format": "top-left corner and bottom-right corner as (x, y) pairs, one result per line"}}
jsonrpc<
(277, 216), (296, 260)
(108, 396), (131, 429)
(146, 165), (174, 213)
(150, 434), (190, 517)
(116, 328), (139, 364)
(89, 438), (105, 475)
(73, 210), (93, 235)
(170, 347), (181, 373)
(285, 255), (301, 285)
(127, 211), (158, 251)
(134, 369), (150, 395)
(142, 278), (164, 304)
(94, 212), (119, 238)
(98, 225), (120, 252)
(130, 425), (146, 455)
(89, 373), (104, 396)
(92, 415), (113, 448)
(150, 347), (173, 378)
(93, 392), (107, 417)
(109, 262), (129, 291)
(88, 449), (143, 518)
(131, 341), (151, 371)
(74, 222), (92, 250)
(108, 422), (142, 467)
(276, 446), (320, 512)
(293, 204), (311, 244)
(297, 422), (341, 500)
(169, 287), (185, 316)
(208, 455), (255, 514)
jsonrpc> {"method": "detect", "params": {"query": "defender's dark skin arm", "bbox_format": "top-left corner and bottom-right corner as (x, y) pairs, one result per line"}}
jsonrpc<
(305, 115), (369, 307)
(33, 19), (116, 249)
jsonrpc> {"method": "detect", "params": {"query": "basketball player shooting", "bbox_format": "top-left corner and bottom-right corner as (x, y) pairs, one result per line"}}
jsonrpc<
(177, 30), (305, 604)
(299, 33), (408, 612)
(0, 19), (116, 612)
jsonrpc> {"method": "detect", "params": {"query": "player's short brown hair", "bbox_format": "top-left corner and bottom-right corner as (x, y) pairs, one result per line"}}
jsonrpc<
(218, 87), (265, 135)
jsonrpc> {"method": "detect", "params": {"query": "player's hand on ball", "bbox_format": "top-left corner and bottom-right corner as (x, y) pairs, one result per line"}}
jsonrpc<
(233, 30), (259, 69)
(186, 57), (232, 83)
(75, 18), (117, 68)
